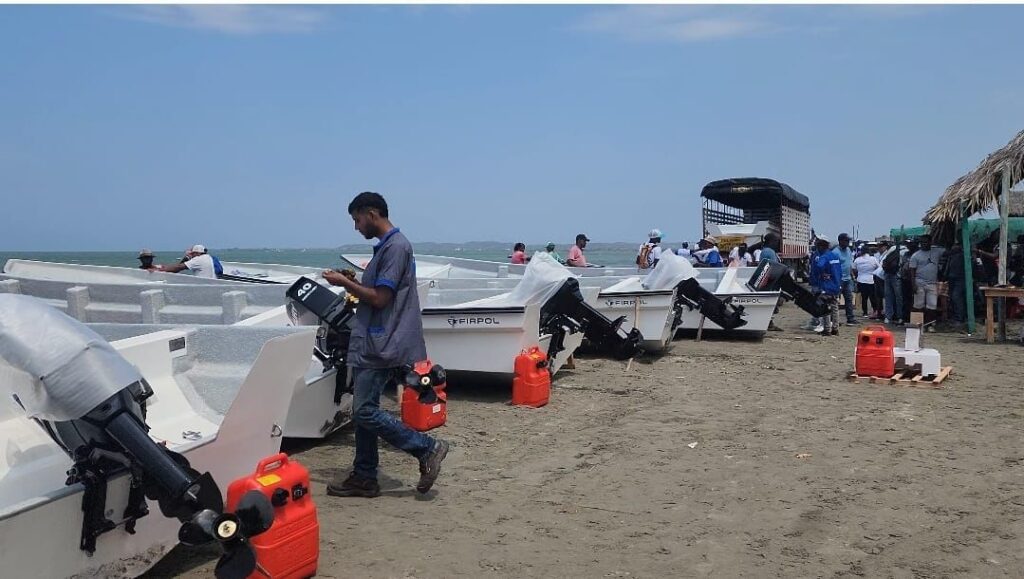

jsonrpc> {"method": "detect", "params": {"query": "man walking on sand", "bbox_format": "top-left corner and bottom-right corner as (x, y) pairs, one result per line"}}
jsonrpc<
(322, 191), (449, 497)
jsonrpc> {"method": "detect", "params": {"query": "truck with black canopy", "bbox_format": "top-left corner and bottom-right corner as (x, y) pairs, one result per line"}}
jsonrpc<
(701, 177), (812, 275)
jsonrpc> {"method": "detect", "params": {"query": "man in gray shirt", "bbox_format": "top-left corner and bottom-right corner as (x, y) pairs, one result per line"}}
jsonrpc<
(322, 192), (449, 497)
(908, 234), (945, 332)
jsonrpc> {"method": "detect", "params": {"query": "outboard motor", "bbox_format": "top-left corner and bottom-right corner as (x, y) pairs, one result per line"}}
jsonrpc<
(0, 295), (272, 579)
(540, 278), (643, 360)
(746, 260), (831, 318)
(673, 278), (748, 331)
(286, 276), (357, 403)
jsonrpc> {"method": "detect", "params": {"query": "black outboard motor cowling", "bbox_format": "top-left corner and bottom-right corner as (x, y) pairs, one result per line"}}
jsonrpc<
(286, 276), (357, 401)
(673, 278), (748, 331)
(540, 278), (643, 360)
(746, 260), (831, 318)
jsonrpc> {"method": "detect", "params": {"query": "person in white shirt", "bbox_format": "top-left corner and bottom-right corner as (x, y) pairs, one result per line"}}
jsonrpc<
(636, 228), (664, 270)
(154, 244), (218, 279)
(728, 243), (752, 267)
(676, 242), (692, 260)
(853, 249), (881, 318)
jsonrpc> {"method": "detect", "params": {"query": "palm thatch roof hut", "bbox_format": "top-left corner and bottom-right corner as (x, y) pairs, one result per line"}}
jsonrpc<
(924, 129), (1024, 237)
(922, 129), (1024, 334)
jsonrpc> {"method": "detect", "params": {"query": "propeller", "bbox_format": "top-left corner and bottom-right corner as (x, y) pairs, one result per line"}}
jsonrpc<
(211, 490), (275, 579)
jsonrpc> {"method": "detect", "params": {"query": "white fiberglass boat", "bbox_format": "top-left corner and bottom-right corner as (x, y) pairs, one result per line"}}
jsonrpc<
(3, 258), (321, 286)
(422, 274), (680, 353)
(418, 285), (594, 376)
(414, 252), (761, 346)
(0, 275), (346, 439)
(0, 295), (315, 578)
(0, 274), (287, 325)
(676, 267), (780, 335)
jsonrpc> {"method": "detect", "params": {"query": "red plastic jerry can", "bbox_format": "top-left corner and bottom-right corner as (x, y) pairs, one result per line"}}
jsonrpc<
(225, 454), (319, 579)
(855, 325), (895, 378)
(512, 346), (550, 408)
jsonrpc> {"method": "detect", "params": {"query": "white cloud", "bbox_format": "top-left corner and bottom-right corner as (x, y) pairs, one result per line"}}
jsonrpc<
(573, 5), (938, 44)
(574, 6), (775, 43)
(117, 6), (326, 35)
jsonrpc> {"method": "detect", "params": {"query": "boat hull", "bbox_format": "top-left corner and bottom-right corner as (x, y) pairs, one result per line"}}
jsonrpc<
(592, 289), (677, 352)
(677, 292), (779, 334)
(420, 304), (583, 377)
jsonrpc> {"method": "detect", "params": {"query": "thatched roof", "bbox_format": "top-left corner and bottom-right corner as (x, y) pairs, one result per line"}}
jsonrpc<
(925, 129), (1024, 225)
(1011, 189), (1024, 217)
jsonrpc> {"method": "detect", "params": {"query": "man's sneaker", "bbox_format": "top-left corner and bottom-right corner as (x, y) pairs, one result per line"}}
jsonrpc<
(416, 439), (450, 494)
(883, 318), (891, 324)
(327, 472), (381, 498)
(813, 324), (825, 333)
(846, 319), (858, 326)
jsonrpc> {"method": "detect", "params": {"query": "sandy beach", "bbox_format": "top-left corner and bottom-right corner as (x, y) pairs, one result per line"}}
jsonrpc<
(146, 305), (1024, 578)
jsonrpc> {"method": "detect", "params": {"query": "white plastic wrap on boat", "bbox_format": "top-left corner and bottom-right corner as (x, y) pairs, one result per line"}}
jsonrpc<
(0, 295), (140, 421)
(457, 252), (572, 308)
(642, 250), (697, 290)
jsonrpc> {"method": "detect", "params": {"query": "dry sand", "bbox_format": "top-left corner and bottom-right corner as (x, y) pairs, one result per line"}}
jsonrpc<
(146, 306), (1024, 578)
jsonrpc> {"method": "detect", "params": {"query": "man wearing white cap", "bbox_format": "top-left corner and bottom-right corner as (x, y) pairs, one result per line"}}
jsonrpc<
(154, 244), (217, 279)
(636, 228), (664, 270)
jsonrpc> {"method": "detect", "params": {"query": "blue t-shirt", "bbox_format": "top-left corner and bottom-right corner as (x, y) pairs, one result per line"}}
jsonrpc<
(836, 247), (854, 281)
(347, 228), (427, 369)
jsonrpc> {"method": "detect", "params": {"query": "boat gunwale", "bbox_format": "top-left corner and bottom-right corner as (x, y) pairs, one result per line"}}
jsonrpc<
(420, 305), (527, 315)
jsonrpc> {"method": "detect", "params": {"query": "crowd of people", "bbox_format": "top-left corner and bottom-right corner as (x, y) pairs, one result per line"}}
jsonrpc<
(507, 229), (783, 272)
(506, 228), (1024, 336)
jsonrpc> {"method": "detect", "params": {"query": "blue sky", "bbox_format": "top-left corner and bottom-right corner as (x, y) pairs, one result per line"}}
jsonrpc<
(1, 5), (1022, 251)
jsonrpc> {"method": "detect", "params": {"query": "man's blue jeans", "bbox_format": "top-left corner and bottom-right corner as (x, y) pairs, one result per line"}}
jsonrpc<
(884, 273), (903, 322)
(841, 279), (856, 323)
(351, 367), (434, 481)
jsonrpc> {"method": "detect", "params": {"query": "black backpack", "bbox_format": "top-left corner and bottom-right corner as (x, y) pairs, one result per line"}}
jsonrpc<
(881, 249), (900, 274)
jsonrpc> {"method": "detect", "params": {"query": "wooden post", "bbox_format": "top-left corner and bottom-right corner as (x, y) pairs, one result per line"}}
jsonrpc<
(961, 203), (975, 334)
(999, 168), (1011, 285)
(998, 168), (1011, 341)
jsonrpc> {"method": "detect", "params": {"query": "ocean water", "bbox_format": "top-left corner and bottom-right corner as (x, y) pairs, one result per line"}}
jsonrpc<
(0, 242), (654, 271)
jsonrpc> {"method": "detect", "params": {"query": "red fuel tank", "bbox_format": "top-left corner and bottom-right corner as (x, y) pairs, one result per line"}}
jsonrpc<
(512, 346), (550, 408)
(401, 360), (448, 432)
(855, 325), (895, 378)
(225, 454), (319, 579)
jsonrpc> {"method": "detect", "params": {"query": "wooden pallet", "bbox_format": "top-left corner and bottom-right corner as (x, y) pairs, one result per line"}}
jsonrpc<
(847, 366), (952, 388)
